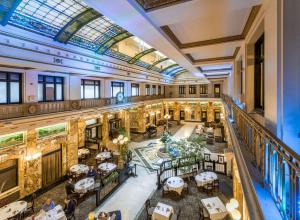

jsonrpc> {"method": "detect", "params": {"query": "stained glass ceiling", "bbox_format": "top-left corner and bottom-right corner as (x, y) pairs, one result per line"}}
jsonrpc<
(0, 0), (186, 76)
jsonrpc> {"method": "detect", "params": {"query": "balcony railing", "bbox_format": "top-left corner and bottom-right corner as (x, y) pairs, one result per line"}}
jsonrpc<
(0, 95), (165, 120)
(223, 95), (299, 220)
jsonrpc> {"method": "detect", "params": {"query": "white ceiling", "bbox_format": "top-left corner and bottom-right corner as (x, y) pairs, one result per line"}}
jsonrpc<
(84, 0), (261, 79)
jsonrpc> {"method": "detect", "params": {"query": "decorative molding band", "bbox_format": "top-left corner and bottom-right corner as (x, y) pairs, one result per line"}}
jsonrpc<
(135, 0), (192, 12)
(128, 48), (156, 64)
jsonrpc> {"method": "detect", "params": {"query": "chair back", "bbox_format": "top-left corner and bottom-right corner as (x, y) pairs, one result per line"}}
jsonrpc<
(145, 199), (151, 209)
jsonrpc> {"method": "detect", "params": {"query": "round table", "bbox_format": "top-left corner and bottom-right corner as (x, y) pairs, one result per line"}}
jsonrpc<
(195, 171), (218, 187)
(98, 162), (116, 173)
(166, 176), (184, 195)
(0, 201), (27, 219)
(74, 177), (95, 193)
(96, 152), (111, 161)
(78, 148), (90, 158)
(70, 164), (89, 175)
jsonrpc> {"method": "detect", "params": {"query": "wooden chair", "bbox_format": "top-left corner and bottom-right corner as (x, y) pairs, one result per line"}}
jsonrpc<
(203, 182), (213, 196)
(171, 208), (181, 220)
(145, 199), (155, 220)
(213, 179), (220, 191)
(199, 205), (210, 220)
(183, 182), (189, 194)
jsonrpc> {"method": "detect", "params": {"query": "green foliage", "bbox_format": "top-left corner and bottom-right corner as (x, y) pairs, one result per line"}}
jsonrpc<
(118, 127), (125, 135)
(160, 131), (172, 144)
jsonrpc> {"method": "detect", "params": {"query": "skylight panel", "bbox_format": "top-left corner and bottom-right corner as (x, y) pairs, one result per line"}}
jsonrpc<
(14, 0), (88, 29)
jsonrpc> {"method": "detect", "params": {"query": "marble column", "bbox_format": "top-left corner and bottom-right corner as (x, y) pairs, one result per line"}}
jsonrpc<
(102, 113), (110, 147)
(137, 106), (146, 133)
(207, 102), (214, 122)
(67, 119), (79, 169)
(174, 102), (180, 121)
(24, 129), (42, 196)
(124, 110), (130, 140)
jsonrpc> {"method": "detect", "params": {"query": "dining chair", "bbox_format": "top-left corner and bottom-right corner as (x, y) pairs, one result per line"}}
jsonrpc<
(145, 199), (155, 220)
(199, 204), (210, 220)
(203, 182), (213, 196)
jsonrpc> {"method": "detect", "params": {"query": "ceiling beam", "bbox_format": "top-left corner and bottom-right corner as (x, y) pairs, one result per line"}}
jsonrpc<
(54, 9), (101, 43)
(160, 63), (179, 73)
(96, 31), (133, 54)
(167, 66), (184, 75)
(128, 48), (156, 64)
(147, 57), (169, 70)
(187, 47), (240, 65)
(0, 0), (22, 26)
(161, 5), (261, 49)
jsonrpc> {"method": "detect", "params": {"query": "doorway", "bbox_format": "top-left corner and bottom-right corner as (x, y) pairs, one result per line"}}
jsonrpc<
(42, 146), (62, 188)
(169, 110), (174, 120)
(201, 111), (207, 122)
(214, 84), (221, 98)
(180, 110), (185, 120)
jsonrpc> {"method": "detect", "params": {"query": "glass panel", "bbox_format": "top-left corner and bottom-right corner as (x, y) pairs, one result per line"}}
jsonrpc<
(95, 85), (99, 98)
(15, 0), (88, 30)
(45, 83), (55, 101)
(0, 82), (7, 103)
(0, 73), (7, 80)
(85, 85), (95, 99)
(45, 76), (54, 83)
(10, 73), (20, 81)
(10, 82), (20, 103)
(81, 85), (83, 99)
(56, 84), (63, 100)
(38, 83), (44, 101)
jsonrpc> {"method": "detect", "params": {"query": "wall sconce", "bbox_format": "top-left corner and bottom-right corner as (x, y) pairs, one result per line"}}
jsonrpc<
(25, 152), (42, 161)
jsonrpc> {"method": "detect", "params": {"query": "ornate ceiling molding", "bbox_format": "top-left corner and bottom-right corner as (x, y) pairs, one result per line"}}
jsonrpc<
(135, 0), (192, 12)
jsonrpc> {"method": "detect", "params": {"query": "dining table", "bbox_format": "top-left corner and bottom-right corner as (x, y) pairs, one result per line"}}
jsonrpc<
(0, 201), (27, 220)
(78, 148), (90, 158)
(152, 202), (174, 220)
(195, 171), (218, 187)
(201, 196), (227, 220)
(98, 162), (117, 173)
(33, 205), (67, 220)
(96, 152), (111, 161)
(70, 164), (89, 175)
(74, 177), (95, 193)
(166, 176), (184, 195)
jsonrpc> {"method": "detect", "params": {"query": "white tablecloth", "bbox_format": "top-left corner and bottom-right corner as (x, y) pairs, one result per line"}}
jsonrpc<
(195, 171), (218, 187)
(78, 148), (90, 157)
(98, 162), (116, 173)
(0, 201), (27, 219)
(152, 202), (174, 220)
(70, 164), (89, 174)
(96, 152), (111, 160)
(201, 197), (227, 220)
(35, 205), (67, 220)
(74, 177), (95, 193)
(166, 176), (184, 195)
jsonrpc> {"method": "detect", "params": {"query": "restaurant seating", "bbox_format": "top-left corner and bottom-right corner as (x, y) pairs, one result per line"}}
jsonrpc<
(170, 207), (181, 220)
(199, 204), (210, 220)
(183, 182), (189, 194)
(203, 182), (214, 196)
(145, 199), (155, 220)
(162, 184), (170, 196)
(213, 179), (220, 191)
(23, 193), (36, 217)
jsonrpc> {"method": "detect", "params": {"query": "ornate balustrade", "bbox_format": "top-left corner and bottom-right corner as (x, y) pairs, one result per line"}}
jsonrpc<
(0, 95), (165, 120)
(223, 95), (300, 220)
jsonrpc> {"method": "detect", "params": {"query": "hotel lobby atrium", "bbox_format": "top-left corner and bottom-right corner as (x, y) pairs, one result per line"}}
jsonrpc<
(0, 0), (299, 219)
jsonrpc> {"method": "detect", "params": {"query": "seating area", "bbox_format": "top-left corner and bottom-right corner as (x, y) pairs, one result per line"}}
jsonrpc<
(137, 172), (232, 220)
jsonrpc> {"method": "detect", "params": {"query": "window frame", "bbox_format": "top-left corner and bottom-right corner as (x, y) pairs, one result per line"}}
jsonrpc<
(38, 75), (64, 102)
(0, 72), (22, 105)
(152, 85), (156, 95)
(145, 84), (150, 96)
(111, 81), (124, 98)
(0, 159), (18, 192)
(189, 85), (196, 94)
(158, 85), (161, 95)
(81, 79), (100, 100)
(131, 83), (140, 96)
(199, 84), (208, 94)
(179, 85), (186, 94)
